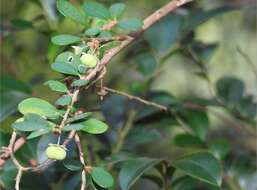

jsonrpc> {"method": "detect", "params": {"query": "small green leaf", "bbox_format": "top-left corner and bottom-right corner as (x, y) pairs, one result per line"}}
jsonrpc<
(84, 28), (101, 36)
(118, 19), (143, 31)
(119, 157), (162, 190)
(172, 152), (222, 186)
(71, 79), (89, 87)
(63, 160), (83, 171)
(18, 97), (59, 118)
(66, 112), (92, 123)
(57, 0), (87, 25)
(51, 51), (81, 76)
(55, 95), (72, 106)
(110, 3), (126, 18)
(81, 118), (108, 134)
(27, 127), (52, 139)
(91, 167), (114, 188)
(44, 80), (68, 93)
(12, 114), (50, 132)
(51, 34), (80, 46)
(83, 2), (110, 19)
(63, 123), (85, 131)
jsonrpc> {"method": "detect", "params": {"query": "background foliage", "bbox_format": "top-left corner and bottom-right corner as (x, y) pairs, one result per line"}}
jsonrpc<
(0, 0), (256, 190)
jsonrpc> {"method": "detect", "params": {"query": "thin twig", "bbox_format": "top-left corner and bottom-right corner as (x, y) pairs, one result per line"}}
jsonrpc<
(112, 110), (137, 153)
(103, 87), (168, 112)
(75, 134), (87, 190)
(15, 169), (23, 190)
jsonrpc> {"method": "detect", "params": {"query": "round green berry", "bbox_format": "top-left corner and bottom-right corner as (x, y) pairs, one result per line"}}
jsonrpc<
(45, 144), (67, 160)
(80, 53), (97, 68)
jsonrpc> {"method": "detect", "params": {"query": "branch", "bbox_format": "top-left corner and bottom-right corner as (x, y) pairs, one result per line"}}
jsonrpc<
(103, 86), (257, 139)
(0, 0), (192, 168)
(112, 110), (137, 154)
(103, 87), (168, 112)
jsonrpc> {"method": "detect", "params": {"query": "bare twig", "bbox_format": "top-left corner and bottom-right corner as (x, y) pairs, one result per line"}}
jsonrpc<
(103, 87), (168, 112)
(75, 134), (87, 190)
(237, 46), (257, 81)
(112, 110), (137, 153)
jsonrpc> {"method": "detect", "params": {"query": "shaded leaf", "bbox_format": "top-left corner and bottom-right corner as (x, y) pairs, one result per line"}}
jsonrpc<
(172, 152), (222, 186)
(66, 112), (92, 123)
(183, 111), (209, 140)
(173, 133), (204, 148)
(209, 139), (231, 160)
(84, 28), (101, 36)
(55, 95), (72, 106)
(216, 76), (245, 105)
(83, 2), (110, 19)
(144, 14), (182, 54)
(182, 6), (238, 32)
(0, 90), (28, 122)
(136, 52), (157, 75)
(118, 19), (143, 31)
(119, 157), (162, 190)
(63, 160), (83, 171)
(11, 18), (33, 29)
(71, 79), (89, 87)
(27, 127), (52, 139)
(91, 167), (114, 188)
(63, 123), (85, 131)
(110, 3), (126, 18)
(51, 34), (80, 46)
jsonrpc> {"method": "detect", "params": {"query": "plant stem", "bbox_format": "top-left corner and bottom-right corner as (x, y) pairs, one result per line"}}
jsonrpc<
(112, 110), (137, 154)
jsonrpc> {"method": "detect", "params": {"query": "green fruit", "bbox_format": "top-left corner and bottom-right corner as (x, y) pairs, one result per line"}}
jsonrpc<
(45, 144), (67, 160)
(80, 53), (97, 68)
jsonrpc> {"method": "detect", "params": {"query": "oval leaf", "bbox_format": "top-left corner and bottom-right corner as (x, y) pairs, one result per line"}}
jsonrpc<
(71, 79), (89, 87)
(81, 118), (108, 134)
(119, 157), (161, 190)
(57, 0), (87, 25)
(91, 167), (114, 188)
(18, 97), (59, 118)
(51, 51), (81, 76)
(110, 3), (126, 18)
(63, 123), (85, 131)
(84, 28), (101, 36)
(12, 114), (50, 132)
(118, 19), (143, 31)
(63, 160), (83, 171)
(83, 2), (110, 19)
(55, 95), (72, 106)
(51, 34), (80, 46)
(44, 80), (68, 93)
(27, 127), (52, 139)
(172, 152), (222, 186)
